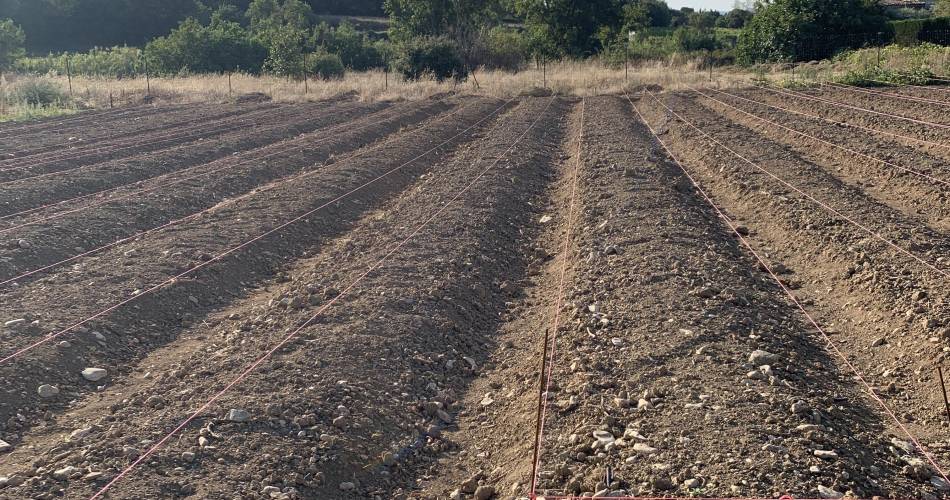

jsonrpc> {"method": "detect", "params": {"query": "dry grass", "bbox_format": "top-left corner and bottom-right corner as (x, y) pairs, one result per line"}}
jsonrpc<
(21, 58), (758, 110)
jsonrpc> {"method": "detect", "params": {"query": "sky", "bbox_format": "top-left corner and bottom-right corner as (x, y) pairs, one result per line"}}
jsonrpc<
(665, 0), (746, 12)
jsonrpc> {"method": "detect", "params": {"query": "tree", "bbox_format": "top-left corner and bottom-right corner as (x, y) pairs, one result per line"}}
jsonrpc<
(512, 0), (623, 58)
(146, 17), (268, 74)
(737, 0), (890, 64)
(312, 21), (385, 70)
(622, 0), (673, 31)
(385, 0), (504, 71)
(391, 36), (466, 80)
(715, 8), (753, 29)
(0, 18), (25, 71)
(385, 0), (503, 40)
(304, 50), (344, 79)
(261, 24), (307, 75)
(247, 0), (314, 32)
(686, 10), (720, 30)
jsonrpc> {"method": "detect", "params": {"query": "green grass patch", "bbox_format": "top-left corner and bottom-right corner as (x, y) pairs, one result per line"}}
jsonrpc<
(0, 103), (77, 123)
(834, 66), (936, 86)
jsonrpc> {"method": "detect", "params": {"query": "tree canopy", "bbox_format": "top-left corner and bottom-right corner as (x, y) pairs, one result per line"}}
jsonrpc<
(0, 18), (25, 70)
(737, 0), (890, 63)
(0, 0), (386, 54)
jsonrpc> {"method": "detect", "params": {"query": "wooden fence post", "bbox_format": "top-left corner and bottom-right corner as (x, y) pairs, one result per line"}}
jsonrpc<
(66, 56), (73, 98)
(144, 54), (151, 97)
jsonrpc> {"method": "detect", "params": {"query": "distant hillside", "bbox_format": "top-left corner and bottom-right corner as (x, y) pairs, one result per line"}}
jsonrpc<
(0, 0), (386, 54)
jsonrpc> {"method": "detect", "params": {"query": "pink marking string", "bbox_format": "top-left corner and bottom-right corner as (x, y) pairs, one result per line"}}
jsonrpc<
(687, 86), (950, 188)
(0, 101), (418, 234)
(751, 84), (950, 131)
(88, 96), (556, 500)
(646, 90), (949, 281)
(0, 98), (516, 365)
(867, 79), (950, 95)
(629, 88), (950, 485)
(824, 81), (950, 107)
(531, 98), (584, 497)
(710, 86), (950, 152)
(0, 105), (282, 170)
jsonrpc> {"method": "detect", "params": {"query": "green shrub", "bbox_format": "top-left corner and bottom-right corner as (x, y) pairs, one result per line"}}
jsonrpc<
(11, 78), (69, 106)
(305, 51), (345, 79)
(147, 18), (268, 75)
(261, 25), (307, 76)
(673, 27), (718, 52)
(312, 21), (386, 70)
(475, 27), (530, 71)
(15, 47), (143, 78)
(0, 18), (26, 71)
(836, 66), (935, 86)
(392, 37), (467, 81)
(834, 42), (949, 74)
(891, 17), (950, 46)
(737, 0), (891, 64)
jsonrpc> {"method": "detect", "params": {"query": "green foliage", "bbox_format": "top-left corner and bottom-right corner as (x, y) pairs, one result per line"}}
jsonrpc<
(673, 27), (717, 51)
(0, 18), (25, 71)
(686, 10), (720, 30)
(0, 0), (211, 54)
(833, 42), (949, 75)
(384, 0), (502, 42)
(474, 26), (530, 71)
(835, 66), (934, 86)
(715, 9), (753, 29)
(146, 17), (268, 75)
(513, 0), (623, 57)
(261, 25), (308, 76)
(601, 25), (732, 67)
(0, 103), (76, 123)
(304, 51), (344, 79)
(391, 36), (466, 81)
(10, 78), (69, 106)
(312, 21), (386, 70)
(622, 0), (673, 31)
(736, 0), (891, 64)
(891, 17), (950, 46)
(1, 1), (387, 55)
(15, 47), (143, 77)
(247, 0), (315, 32)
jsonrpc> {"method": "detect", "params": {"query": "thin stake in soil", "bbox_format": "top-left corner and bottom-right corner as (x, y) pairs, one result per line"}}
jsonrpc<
(529, 327), (551, 495)
(66, 57), (73, 98)
(144, 54), (151, 97)
(938, 365), (950, 424)
(530, 99), (585, 497)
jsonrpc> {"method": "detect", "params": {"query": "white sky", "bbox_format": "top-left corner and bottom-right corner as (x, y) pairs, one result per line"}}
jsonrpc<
(665, 0), (745, 12)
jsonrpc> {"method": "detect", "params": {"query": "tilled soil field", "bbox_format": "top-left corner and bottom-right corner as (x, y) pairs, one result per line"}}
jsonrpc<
(0, 85), (947, 500)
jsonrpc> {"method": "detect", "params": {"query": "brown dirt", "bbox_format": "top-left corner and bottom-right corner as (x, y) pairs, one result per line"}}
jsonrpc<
(0, 87), (947, 500)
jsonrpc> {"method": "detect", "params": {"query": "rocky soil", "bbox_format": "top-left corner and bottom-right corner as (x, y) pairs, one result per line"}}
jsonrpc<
(0, 84), (947, 499)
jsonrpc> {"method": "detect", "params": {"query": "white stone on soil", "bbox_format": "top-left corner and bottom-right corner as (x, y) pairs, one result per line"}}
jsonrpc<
(632, 443), (657, 455)
(81, 368), (108, 382)
(227, 409), (251, 422)
(37, 384), (59, 398)
(748, 350), (777, 365)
